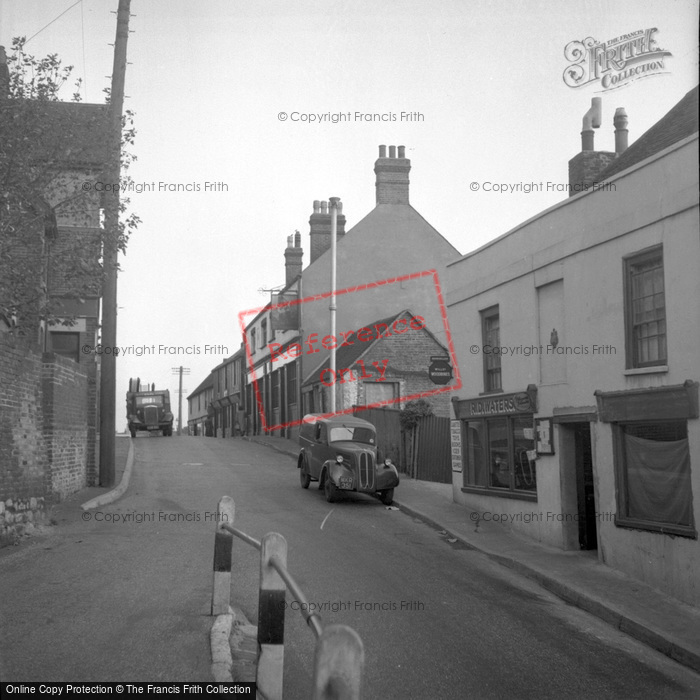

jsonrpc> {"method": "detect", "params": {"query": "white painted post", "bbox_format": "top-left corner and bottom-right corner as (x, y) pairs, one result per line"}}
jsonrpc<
(313, 624), (364, 700)
(256, 533), (287, 700)
(211, 496), (236, 615)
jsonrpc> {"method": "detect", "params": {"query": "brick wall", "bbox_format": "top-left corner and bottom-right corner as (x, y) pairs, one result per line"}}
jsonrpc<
(0, 333), (89, 545)
(42, 352), (88, 498)
(327, 315), (454, 417)
(568, 151), (617, 195)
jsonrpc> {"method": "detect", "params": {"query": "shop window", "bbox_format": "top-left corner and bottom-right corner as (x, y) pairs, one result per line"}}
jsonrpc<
(49, 331), (80, 362)
(624, 246), (666, 368)
(465, 421), (488, 487)
(464, 415), (536, 496)
(614, 420), (695, 537)
(481, 306), (501, 392)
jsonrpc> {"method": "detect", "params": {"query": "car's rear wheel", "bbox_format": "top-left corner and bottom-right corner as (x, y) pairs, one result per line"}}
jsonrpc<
(379, 488), (394, 505)
(324, 473), (338, 503)
(299, 459), (311, 489)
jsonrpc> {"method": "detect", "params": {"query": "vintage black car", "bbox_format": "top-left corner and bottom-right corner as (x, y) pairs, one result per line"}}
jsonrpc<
(297, 414), (400, 504)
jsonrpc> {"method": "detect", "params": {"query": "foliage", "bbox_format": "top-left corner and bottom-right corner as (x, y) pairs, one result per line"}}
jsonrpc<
(0, 37), (139, 331)
(399, 399), (434, 431)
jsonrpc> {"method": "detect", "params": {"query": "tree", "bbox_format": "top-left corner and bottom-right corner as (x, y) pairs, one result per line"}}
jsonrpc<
(0, 37), (139, 334)
(399, 398), (434, 431)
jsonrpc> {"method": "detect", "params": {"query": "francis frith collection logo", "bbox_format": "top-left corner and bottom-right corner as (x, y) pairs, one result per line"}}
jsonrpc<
(563, 28), (672, 91)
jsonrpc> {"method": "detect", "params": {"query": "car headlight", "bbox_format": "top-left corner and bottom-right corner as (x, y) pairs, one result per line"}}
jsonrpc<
(335, 455), (344, 464)
(384, 458), (393, 466)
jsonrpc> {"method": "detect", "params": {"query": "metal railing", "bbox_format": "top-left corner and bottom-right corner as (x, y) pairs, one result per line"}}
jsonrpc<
(211, 496), (364, 699)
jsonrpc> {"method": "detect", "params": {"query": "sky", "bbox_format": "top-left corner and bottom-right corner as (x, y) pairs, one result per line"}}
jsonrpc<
(1, 0), (698, 430)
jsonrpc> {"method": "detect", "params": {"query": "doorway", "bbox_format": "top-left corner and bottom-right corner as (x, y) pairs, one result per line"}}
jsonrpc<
(573, 423), (597, 550)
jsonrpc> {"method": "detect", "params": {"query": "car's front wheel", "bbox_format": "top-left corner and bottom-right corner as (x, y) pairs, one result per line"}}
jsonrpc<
(379, 488), (394, 505)
(324, 473), (338, 503)
(299, 459), (311, 489)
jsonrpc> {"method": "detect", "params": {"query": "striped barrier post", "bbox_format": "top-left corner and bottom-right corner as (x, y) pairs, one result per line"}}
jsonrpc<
(312, 624), (365, 700)
(256, 532), (287, 700)
(211, 496), (236, 615)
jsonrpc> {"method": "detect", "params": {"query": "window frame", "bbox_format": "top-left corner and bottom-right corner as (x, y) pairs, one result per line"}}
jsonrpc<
(462, 414), (537, 500)
(480, 305), (502, 394)
(48, 331), (81, 362)
(624, 245), (667, 369)
(612, 419), (696, 538)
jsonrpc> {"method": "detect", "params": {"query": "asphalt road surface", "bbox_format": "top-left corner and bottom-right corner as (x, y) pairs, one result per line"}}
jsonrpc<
(1, 436), (699, 699)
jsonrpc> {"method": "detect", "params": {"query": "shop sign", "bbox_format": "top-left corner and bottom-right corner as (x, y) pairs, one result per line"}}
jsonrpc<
(429, 356), (453, 385)
(454, 386), (537, 419)
(536, 418), (554, 455)
(450, 419), (463, 472)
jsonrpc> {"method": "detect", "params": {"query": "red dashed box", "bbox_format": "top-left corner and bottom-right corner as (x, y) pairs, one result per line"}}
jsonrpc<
(237, 269), (461, 433)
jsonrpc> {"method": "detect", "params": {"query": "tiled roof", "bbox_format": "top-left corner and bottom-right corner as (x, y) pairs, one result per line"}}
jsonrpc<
(302, 310), (408, 386)
(188, 372), (215, 400)
(599, 85), (699, 180)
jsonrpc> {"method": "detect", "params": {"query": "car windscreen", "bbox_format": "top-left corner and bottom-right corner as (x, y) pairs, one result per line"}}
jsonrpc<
(135, 396), (164, 406)
(329, 426), (375, 445)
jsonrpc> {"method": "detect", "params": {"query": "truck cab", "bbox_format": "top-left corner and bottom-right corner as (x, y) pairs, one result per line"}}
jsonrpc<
(126, 378), (174, 437)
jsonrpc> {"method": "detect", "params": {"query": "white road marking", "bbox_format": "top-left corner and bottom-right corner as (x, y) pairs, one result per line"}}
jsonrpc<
(320, 509), (334, 530)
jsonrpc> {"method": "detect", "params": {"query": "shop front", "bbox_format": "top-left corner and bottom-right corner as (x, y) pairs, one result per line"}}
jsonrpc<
(452, 386), (538, 499)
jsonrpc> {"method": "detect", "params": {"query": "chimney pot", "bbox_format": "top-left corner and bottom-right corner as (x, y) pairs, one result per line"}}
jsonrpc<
(389, 145), (396, 158)
(379, 145), (387, 158)
(581, 97), (602, 151)
(321, 201), (328, 214)
(398, 145), (405, 158)
(294, 230), (301, 247)
(313, 200), (320, 213)
(614, 107), (629, 154)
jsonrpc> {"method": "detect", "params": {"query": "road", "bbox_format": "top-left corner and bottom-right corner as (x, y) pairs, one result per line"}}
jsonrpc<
(1, 436), (699, 699)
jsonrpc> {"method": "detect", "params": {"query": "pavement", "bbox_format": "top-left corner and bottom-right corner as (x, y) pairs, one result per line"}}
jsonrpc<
(243, 433), (700, 676)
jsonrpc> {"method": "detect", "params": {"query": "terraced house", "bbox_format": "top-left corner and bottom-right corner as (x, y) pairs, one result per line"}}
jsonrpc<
(446, 86), (699, 606)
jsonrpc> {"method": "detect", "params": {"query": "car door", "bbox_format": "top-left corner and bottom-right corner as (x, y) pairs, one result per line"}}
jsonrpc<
(308, 422), (328, 478)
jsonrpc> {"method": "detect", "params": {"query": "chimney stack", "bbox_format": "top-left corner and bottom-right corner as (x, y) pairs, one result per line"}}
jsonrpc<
(284, 230), (303, 285)
(309, 200), (346, 263)
(374, 144), (410, 205)
(567, 98), (617, 197)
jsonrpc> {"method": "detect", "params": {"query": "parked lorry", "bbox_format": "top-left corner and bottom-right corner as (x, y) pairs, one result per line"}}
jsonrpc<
(126, 377), (174, 437)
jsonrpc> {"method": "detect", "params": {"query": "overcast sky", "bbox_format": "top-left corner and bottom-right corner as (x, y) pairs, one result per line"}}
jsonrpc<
(1, 0), (698, 429)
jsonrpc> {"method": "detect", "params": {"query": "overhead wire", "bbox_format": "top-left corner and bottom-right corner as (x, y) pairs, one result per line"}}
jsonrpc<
(23, 0), (82, 45)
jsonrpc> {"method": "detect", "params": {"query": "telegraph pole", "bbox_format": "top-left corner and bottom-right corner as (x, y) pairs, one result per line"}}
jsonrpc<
(172, 366), (190, 435)
(99, 0), (131, 486)
(329, 197), (340, 414)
